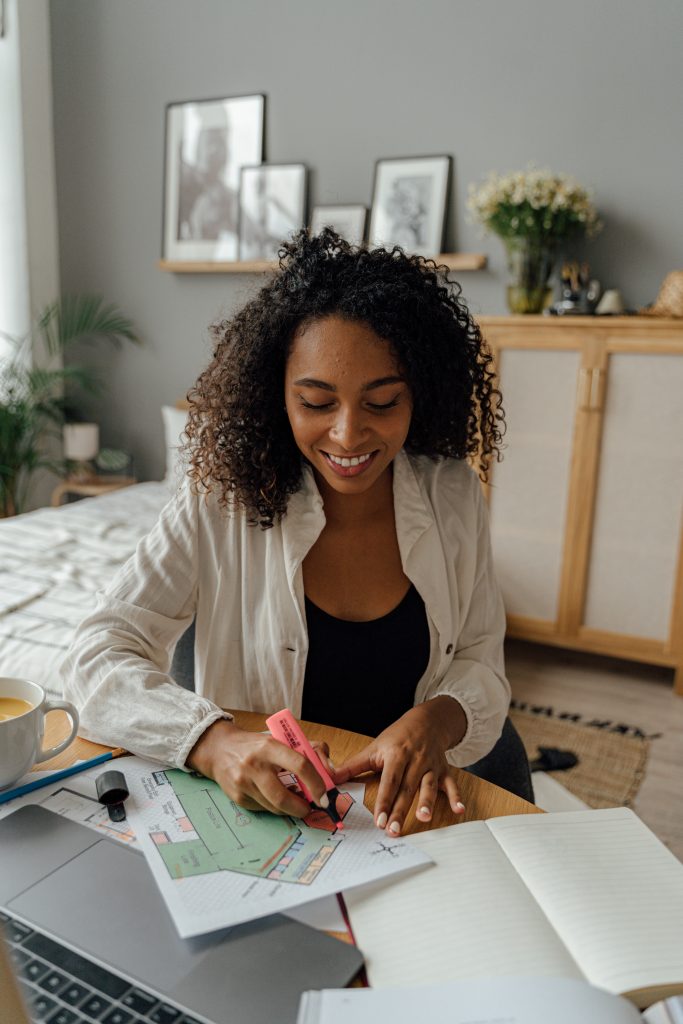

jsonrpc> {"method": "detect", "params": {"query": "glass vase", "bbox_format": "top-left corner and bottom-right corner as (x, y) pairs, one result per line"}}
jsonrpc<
(504, 238), (557, 314)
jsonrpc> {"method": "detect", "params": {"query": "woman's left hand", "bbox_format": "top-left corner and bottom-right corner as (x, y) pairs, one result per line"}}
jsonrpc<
(334, 696), (467, 836)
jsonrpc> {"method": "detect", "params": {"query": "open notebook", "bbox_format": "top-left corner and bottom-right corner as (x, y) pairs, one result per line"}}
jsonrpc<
(343, 807), (683, 1009)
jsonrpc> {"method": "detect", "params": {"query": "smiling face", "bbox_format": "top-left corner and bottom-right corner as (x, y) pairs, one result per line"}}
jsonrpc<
(284, 316), (413, 498)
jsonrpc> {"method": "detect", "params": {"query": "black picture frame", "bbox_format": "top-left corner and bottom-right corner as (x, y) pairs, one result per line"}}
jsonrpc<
(368, 155), (452, 257)
(162, 93), (265, 262)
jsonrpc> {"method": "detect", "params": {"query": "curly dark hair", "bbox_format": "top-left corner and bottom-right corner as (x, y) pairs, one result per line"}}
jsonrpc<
(185, 228), (504, 528)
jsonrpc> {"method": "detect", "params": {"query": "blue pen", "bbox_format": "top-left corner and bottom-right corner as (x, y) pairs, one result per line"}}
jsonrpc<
(0, 748), (127, 806)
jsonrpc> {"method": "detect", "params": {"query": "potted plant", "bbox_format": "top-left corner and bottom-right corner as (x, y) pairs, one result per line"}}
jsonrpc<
(0, 295), (138, 516)
(468, 166), (602, 313)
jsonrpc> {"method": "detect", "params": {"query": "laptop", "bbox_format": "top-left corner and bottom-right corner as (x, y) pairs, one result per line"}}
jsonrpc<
(0, 805), (364, 1024)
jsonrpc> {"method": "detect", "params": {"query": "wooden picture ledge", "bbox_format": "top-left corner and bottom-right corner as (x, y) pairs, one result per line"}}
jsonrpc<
(158, 253), (488, 274)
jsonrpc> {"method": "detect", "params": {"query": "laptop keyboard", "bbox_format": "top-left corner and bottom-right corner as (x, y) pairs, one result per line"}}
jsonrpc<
(1, 911), (202, 1024)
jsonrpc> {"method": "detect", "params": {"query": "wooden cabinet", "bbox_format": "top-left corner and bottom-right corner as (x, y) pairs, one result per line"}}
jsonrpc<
(478, 316), (683, 693)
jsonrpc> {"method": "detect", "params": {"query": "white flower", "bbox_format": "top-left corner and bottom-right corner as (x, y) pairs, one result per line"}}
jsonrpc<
(467, 165), (601, 238)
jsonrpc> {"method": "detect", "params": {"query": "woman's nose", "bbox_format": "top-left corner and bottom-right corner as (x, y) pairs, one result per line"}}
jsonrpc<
(329, 407), (368, 450)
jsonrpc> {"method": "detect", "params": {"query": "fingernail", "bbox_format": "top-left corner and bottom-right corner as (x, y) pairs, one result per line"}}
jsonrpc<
(376, 811), (387, 829)
(319, 793), (329, 808)
(455, 801), (465, 813)
(389, 821), (401, 835)
(419, 806), (431, 818)
(328, 759), (336, 771)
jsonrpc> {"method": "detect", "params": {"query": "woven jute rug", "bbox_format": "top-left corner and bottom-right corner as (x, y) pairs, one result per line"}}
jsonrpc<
(510, 701), (653, 809)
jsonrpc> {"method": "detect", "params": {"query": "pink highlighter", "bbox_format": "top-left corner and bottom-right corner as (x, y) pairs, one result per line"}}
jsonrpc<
(266, 708), (344, 831)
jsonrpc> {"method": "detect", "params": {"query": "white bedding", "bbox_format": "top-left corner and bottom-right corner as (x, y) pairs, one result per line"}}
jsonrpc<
(0, 482), (170, 697)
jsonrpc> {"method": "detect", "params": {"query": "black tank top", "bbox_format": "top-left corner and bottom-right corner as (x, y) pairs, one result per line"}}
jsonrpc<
(301, 584), (431, 738)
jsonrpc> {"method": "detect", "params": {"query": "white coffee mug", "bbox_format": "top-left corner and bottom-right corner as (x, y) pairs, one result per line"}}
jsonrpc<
(0, 678), (79, 790)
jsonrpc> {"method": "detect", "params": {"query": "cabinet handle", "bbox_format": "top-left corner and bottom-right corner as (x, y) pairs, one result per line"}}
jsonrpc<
(589, 368), (604, 410)
(577, 368), (592, 410)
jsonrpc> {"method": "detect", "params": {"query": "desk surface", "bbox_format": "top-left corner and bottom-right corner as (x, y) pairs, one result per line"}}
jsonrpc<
(40, 709), (539, 829)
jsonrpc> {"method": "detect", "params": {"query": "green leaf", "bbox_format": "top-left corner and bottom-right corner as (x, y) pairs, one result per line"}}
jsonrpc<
(39, 295), (139, 356)
(1, 292), (139, 516)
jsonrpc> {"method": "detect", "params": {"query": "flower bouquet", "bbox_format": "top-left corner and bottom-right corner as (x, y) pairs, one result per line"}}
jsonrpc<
(468, 167), (602, 313)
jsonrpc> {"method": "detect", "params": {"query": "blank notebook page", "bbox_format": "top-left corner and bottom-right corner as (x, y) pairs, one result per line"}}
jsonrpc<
(488, 808), (683, 996)
(343, 820), (582, 988)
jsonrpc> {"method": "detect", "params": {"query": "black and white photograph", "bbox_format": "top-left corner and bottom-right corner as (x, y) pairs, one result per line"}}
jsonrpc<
(368, 155), (451, 257)
(238, 163), (307, 261)
(162, 93), (265, 262)
(310, 204), (367, 246)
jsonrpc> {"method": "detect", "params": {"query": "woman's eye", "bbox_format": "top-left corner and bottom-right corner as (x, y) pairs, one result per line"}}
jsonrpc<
(300, 399), (333, 410)
(367, 399), (400, 411)
(297, 395), (401, 411)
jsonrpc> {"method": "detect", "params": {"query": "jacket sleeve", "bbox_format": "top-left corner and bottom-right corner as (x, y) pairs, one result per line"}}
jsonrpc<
(60, 482), (230, 768)
(430, 476), (511, 767)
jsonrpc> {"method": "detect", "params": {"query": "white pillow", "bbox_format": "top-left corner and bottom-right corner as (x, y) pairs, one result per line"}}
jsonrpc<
(161, 405), (190, 485)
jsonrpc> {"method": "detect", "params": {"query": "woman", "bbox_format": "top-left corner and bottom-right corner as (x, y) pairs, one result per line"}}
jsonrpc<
(62, 229), (531, 837)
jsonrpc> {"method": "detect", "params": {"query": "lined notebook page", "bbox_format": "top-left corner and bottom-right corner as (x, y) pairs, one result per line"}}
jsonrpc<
(343, 821), (581, 988)
(488, 808), (683, 996)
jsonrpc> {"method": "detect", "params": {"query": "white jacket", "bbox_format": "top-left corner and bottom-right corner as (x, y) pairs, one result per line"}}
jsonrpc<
(61, 450), (510, 769)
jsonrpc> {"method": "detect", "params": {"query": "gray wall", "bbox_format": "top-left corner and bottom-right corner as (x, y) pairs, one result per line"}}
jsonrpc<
(50, 0), (683, 481)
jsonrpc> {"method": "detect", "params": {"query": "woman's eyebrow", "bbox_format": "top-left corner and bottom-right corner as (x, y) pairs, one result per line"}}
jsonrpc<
(292, 375), (404, 392)
(293, 377), (336, 391)
(363, 376), (405, 391)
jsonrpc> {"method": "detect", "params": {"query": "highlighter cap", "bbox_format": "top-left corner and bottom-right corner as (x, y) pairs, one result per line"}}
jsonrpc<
(96, 769), (129, 806)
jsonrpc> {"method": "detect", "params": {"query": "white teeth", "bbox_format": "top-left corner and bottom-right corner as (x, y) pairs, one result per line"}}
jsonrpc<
(327, 452), (372, 467)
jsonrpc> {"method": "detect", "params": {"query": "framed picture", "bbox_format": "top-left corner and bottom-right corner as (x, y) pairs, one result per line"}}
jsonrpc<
(368, 155), (451, 257)
(238, 164), (308, 261)
(310, 204), (367, 246)
(162, 93), (265, 262)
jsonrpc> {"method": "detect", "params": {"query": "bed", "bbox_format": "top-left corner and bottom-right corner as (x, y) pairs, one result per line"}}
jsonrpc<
(0, 481), (172, 697)
(0, 405), (188, 698)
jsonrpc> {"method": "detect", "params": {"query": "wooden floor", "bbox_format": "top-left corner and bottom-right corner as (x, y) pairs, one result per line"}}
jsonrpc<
(505, 638), (683, 861)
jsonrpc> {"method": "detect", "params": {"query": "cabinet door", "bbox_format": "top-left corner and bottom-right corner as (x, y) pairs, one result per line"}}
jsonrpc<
(488, 347), (582, 625)
(582, 352), (683, 641)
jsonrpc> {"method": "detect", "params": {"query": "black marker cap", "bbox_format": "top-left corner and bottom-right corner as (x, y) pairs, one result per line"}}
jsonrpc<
(96, 770), (129, 805)
(96, 770), (129, 821)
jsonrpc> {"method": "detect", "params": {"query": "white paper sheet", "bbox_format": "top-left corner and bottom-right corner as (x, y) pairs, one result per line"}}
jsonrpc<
(0, 760), (137, 845)
(296, 976), (642, 1024)
(643, 995), (683, 1024)
(124, 757), (432, 938)
(284, 893), (348, 933)
(0, 757), (354, 936)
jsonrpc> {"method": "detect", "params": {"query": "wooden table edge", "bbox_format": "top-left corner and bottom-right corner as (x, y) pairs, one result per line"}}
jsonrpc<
(39, 709), (540, 829)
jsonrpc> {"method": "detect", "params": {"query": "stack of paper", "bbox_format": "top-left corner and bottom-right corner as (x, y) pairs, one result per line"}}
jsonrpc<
(296, 976), (641, 1024)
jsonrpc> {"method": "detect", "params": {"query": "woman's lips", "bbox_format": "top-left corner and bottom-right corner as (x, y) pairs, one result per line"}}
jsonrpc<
(321, 450), (378, 477)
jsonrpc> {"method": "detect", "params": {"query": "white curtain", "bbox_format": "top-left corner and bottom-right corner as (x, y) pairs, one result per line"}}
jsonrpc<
(0, 0), (59, 357)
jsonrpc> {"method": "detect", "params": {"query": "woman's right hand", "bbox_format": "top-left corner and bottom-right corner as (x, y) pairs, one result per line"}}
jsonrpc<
(186, 719), (329, 817)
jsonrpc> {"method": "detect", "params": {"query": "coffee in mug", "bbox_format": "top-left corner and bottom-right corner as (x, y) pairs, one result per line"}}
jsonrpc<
(0, 697), (35, 721)
(0, 677), (79, 790)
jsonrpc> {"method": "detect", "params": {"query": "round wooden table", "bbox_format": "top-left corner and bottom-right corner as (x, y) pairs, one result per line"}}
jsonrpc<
(40, 709), (539, 829)
(51, 475), (137, 507)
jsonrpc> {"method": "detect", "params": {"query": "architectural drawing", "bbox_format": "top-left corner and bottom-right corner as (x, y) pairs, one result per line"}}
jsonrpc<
(148, 769), (353, 883)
